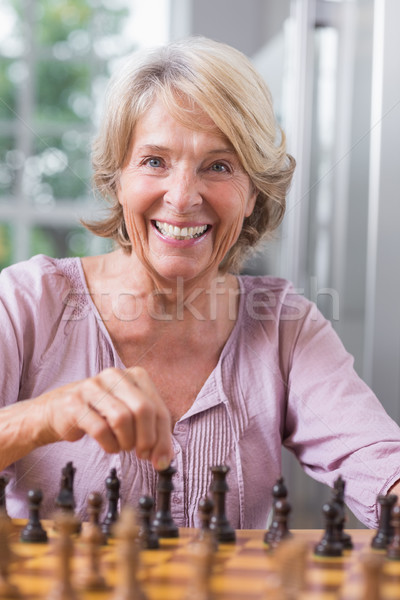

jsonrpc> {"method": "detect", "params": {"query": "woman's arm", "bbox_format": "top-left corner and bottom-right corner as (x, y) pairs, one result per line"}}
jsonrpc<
(0, 366), (173, 472)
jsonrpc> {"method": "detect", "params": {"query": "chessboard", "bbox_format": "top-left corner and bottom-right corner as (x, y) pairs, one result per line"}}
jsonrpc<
(5, 522), (400, 600)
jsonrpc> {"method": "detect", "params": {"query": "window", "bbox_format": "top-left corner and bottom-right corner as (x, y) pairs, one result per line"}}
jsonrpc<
(0, 0), (170, 269)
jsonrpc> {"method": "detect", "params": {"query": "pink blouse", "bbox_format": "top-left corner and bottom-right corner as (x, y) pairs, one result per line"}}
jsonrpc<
(1, 255), (400, 528)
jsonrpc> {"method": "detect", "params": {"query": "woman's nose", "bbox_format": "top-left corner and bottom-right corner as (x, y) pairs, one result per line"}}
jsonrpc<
(163, 170), (202, 213)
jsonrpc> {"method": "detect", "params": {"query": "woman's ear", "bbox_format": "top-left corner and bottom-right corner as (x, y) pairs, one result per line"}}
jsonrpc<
(244, 187), (257, 218)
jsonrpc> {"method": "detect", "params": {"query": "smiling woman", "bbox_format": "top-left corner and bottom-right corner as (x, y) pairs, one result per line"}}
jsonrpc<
(0, 37), (400, 530)
(87, 37), (294, 273)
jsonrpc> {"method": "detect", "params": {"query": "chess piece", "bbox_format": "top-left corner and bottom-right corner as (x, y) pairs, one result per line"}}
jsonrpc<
(111, 506), (147, 600)
(209, 465), (235, 543)
(79, 494), (108, 591)
(359, 553), (384, 600)
(371, 494), (397, 550)
(387, 504), (400, 560)
(264, 477), (288, 545)
(152, 466), (179, 538)
(185, 532), (215, 600)
(273, 538), (308, 600)
(0, 476), (10, 519)
(0, 511), (19, 598)
(101, 468), (120, 538)
(47, 511), (80, 600)
(55, 462), (81, 534)
(198, 497), (217, 551)
(332, 476), (353, 550)
(314, 502), (343, 557)
(20, 489), (48, 543)
(269, 499), (292, 549)
(87, 492), (106, 546)
(138, 496), (159, 550)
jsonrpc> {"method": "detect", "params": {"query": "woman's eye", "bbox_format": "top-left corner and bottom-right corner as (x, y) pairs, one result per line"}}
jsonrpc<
(210, 162), (229, 173)
(146, 157), (162, 168)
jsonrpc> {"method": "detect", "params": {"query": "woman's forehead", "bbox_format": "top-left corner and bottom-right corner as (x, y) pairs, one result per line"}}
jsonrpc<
(133, 97), (234, 150)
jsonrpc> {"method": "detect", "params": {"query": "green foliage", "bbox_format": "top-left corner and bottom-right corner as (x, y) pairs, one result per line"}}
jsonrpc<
(35, 61), (92, 123)
(36, 0), (92, 46)
(0, 223), (13, 268)
(0, 0), (135, 267)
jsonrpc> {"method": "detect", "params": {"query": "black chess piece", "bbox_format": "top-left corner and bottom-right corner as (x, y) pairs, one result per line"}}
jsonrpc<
(20, 489), (48, 543)
(198, 496), (218, 550)
(55, 461), (81, 533)
(152, 465), (179, 538)
(138, 495), (159, 550)
(269, 498), (292, 549)
(55, 461), (76, 511)
(101, 468), (120, 538)
(264, 476), (288, 545)
(331, 476), (353, 550)
(209, 465), (236, 543)
(198, 497), (214, 535)
(0, 475), (10, 519)
(387, 505), (400, 560)
(314, 502), (343, 557)
(371, 494), (398, 550)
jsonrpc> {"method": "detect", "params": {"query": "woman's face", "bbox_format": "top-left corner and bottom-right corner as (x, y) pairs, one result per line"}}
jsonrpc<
(117, 99), (256, 284)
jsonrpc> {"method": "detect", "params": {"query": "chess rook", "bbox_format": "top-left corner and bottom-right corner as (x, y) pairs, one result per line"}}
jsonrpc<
(152, 466), (179, 538)
(209, 465), (235, 543)
(371, 493), (397, 550)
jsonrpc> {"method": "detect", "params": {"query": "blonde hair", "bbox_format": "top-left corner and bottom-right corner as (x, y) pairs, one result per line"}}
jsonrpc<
(87, 36), (295, 272)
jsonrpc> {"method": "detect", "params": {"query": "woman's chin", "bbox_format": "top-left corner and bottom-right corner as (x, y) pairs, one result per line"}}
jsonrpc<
(148, 258), (211, 286)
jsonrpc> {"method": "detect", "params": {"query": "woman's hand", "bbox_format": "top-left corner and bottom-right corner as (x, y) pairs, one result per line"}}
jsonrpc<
(38, 366), (173, 471)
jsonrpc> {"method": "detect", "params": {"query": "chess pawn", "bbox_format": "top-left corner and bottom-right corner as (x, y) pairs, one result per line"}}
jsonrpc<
(269, 499), (292, 550)
(79, 496), (108, 591)
(387, 504), (400, 560)
(371, 494), (397, 550)
(0, 511), (19, 598)
(20, 489), (48, 543)
(185, 532), (215, 600)
(86, 492), (107, 546)
(138, 496), (159, 550)
(264, 477), (288, 545)
(197, 497), (217, 551)
(273, 538), (308, 599)
(47, 511), (80, 600)
(111, 507), (147, 600)
(359, 553), (384, 600)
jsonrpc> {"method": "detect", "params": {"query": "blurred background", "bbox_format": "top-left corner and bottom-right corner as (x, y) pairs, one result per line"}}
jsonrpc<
(0, 0), (399, 527)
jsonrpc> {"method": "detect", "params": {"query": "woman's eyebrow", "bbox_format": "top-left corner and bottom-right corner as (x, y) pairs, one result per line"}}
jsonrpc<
(135, 144), (236, 155)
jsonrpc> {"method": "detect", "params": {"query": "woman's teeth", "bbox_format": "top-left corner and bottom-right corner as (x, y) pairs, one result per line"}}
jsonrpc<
(155, 221), (208, 240)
